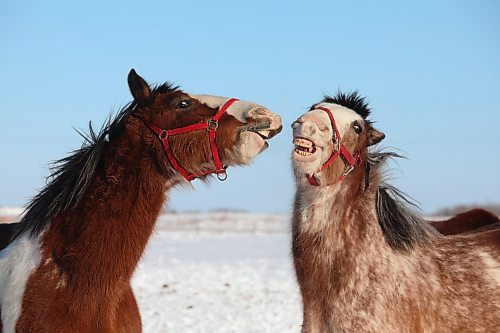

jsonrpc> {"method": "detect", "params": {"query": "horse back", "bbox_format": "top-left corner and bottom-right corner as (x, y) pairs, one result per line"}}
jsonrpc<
(467, 222), (500, 235)
(465, 226), (500, 262)
(431, 209), (500, 235)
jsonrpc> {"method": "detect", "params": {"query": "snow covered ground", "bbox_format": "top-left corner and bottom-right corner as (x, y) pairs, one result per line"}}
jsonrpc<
(132, 214), (302, 333)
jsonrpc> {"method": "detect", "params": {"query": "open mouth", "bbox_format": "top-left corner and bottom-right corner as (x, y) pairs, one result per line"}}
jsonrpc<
(293, 137), (317, 156)
(248, 125), (282, 140)
(252, 129), (273, 140)
(244, 127), (282, 154)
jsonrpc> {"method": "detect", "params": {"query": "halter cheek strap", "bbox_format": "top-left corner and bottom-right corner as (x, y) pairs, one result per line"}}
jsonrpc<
(143, 98), (239, 181)
(306, 106), (362, 186)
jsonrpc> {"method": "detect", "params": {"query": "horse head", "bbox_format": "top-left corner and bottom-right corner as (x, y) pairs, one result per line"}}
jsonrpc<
(291, 91), (384, 186)
(126, 69), (282, 181)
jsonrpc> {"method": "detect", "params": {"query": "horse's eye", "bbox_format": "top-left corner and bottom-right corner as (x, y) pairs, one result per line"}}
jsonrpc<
(353, 123), (362, 134)
(176, 100), (191, 109)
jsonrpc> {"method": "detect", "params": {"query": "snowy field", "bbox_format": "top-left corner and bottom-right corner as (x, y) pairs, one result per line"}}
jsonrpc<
(133, 213), (302, 333)
(133, 231), (301, 333)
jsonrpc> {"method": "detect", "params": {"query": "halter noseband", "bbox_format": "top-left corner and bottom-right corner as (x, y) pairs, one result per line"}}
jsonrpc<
(143, 98), (239, 181)
(306, 106), (362, 186)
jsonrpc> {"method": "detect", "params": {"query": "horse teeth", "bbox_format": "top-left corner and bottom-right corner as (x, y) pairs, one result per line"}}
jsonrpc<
(295, 148), (312, 156)
(258, 130), (271, 138)
(293, 138), (313, 148)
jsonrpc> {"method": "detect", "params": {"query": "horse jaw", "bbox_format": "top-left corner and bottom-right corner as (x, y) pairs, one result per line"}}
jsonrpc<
(224, 131), (269, 165)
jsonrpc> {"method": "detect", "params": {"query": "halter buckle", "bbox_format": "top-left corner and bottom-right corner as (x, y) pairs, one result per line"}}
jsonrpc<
(207, 119), (219, 131)
(342, 165), (355, 177)
(334, 138), (341, 152)
(159, 130), (168, 140)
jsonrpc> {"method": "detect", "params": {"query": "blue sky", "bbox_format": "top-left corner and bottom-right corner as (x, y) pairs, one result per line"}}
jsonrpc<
(0, 0), (499, 213)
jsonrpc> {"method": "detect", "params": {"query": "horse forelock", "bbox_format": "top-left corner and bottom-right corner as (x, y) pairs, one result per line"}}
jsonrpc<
(317, 90), (371, 119)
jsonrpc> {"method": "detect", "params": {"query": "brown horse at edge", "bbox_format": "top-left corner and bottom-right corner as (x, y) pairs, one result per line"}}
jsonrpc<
(0, 69), (282, 333)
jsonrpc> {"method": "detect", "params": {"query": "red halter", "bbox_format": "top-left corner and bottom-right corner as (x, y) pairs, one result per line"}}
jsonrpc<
(143, 98), (239, 181)
(306, 106), (363, 186)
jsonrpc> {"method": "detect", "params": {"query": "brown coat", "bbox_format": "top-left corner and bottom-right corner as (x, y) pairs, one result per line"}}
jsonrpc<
(292, 156), (500, 333)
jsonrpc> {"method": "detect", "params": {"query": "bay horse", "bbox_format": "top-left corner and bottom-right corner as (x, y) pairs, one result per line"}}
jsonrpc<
(430, 208), (500, 235)
(0, 69), (282, 333)
(291, 92), (500, 332)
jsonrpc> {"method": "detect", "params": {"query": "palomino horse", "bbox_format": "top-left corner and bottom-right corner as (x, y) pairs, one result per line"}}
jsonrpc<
(291, 92), (499, 332)
(0, 69), (282, 333)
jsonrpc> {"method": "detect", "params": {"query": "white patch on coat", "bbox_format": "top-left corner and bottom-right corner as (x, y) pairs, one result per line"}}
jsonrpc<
(0, 232), (43, 333)
(297, 185), (340, 233)
(42, 255), (67, 290)
(478, 252), (500, 285)
(55, 277), (67, 290)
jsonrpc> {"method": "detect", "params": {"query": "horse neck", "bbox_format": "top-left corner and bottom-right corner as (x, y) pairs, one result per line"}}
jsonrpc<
(293, 170), (396, 274)
(42, 122), (174, 292)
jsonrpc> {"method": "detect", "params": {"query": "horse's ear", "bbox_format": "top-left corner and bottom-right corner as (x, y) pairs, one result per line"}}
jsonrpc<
(368, 127), (385, 146)
(128, 69), (152, 105)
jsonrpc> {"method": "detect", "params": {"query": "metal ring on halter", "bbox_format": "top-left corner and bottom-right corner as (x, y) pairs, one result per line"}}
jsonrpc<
(207, 120), (219, 131)
(342, 165), (355, 177)
(217, 170), (228, 181)
(159, 130), (168, 139)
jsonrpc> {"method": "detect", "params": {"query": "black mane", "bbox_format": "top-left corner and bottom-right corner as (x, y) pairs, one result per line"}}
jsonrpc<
(368, 151), (438, 251)
(320, 91), (371, 119)
(15, 83), (178, 239)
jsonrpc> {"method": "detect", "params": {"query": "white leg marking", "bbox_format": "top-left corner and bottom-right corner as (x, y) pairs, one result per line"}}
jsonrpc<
(0, 232), (43, 333)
